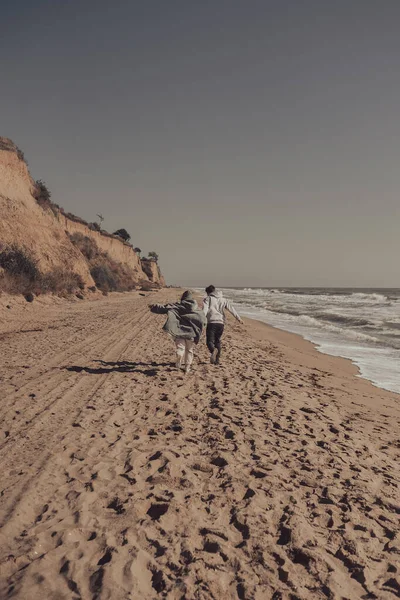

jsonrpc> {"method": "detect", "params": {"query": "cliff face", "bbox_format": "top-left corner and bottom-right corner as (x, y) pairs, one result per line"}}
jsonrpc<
(60, 216), (146, 282)
(0, 139), (94, 287)
(0, 137), (165, 292)
(141, 259), (166, 287)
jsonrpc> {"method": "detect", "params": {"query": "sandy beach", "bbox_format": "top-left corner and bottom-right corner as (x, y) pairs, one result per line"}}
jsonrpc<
(0, 290), (399, 600)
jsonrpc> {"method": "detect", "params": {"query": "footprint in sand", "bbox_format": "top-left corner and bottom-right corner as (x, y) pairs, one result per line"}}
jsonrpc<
(147, 502), (169, 520)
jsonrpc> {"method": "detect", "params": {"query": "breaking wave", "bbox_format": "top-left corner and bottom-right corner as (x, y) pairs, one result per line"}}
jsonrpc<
(219, 287), (400, 394)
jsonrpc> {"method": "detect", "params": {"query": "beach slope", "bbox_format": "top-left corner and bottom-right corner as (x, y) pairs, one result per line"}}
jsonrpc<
(0, 291), (399, 599)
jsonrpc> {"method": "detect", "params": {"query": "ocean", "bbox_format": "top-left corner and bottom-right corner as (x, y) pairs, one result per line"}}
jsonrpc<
(206, 288), (400, 394)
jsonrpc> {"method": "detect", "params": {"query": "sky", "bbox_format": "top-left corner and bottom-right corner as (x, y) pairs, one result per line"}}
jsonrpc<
(1, 0), (400, 287)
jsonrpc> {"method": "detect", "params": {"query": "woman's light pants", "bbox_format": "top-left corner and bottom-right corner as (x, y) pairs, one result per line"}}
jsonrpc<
(175, 338), (195, 368)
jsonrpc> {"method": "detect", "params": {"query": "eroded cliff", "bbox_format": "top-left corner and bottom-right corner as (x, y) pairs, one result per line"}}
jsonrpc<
(141, 258), (166, 287)
(0, 137), (165, 295)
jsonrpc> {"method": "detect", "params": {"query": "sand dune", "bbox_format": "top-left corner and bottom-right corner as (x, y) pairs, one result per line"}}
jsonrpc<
(0, 291), (399, 599)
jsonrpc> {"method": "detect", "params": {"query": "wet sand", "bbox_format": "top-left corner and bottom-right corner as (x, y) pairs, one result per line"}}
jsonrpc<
(0, 290), (399, 599)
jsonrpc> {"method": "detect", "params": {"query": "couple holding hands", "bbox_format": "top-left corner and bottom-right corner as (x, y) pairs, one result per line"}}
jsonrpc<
(149, 285), (243, 374)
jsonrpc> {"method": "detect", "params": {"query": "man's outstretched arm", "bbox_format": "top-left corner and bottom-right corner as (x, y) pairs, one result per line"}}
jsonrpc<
(225, 300), (242, 322)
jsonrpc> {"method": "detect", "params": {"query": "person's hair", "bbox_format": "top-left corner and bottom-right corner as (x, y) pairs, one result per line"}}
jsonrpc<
(181, 290), (193, 301)
(205, 285), (215, 295)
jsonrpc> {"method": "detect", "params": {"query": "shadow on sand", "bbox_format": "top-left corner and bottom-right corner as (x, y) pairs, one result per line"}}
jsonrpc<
(64, 360), (173, 377)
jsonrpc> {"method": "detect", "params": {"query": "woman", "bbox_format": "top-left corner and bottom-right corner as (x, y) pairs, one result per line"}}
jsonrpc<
(149, 291), (206, 374)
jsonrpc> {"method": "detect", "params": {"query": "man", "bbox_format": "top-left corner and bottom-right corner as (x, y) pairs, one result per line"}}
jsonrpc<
(203, 285), (243, 364)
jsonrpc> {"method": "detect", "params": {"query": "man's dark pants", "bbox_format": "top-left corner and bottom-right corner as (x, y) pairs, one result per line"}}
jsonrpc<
(206, 323), (224, 362)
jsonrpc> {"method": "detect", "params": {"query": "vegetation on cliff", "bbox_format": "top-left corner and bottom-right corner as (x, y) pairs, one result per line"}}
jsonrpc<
(0, 243), (84, 297)
(68, 233), (152, 293)
(113, 228), (131, 242)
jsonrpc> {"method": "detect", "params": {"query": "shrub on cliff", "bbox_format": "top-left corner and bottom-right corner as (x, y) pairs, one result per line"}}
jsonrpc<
(69, 233), (99, 261)
(113, 228), (131, 242)
(89, 222), (101, 232)
(0, 138), (14, 152)
(33, 180), (51, 207)
(148, 251), (159, 262)
(0, 138), (27, 163)
(140, 258), (153, 280)
(16, 147), (26, 163)
(0, 245), (39, 283)
(90, 265), (117, 292)
(32, 180), (60, 216)
(90, 260), (138, 292)
(39, 269), (85, 295)
(61, 211), (90, 228)
(0, 244), (84, 296)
